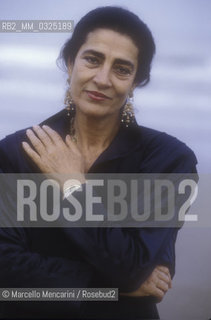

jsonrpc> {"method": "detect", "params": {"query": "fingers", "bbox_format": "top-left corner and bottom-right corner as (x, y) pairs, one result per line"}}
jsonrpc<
(22, 141), (42, 167)
(156, 265), (172, 289)
(26, 125), (68, 154)
(152, 287), (165, 303)
(24, 125), (65, 170)
(155, 278), (169, 293)
(30, 125), (65, 147)
(156, 269), (171, 286)
(42, 125), (64, 145)
(22, 124), (85, 176)
(157, 275), (172, 290)
(121, 265), (172, 301)
(26, 129), (45, 155)
(32, 125), (53, 147)
(27, 125), (76, 154)
(120, 266), (172, 300)
(156, 265), (170, 276)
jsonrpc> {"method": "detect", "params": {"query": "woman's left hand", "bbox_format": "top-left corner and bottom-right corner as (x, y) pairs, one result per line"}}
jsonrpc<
(120, 265), (172, 302)
(22, 125), (85, 186)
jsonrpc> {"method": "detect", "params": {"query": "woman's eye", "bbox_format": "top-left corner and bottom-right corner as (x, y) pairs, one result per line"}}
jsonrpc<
(84, 56), (99, 65)
(114, 65), (132, 76)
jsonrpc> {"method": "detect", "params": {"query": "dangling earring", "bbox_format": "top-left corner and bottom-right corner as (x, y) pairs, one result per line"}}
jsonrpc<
(64, 89), (75, 117)
(64, 80), (75, 117)
(64, 82), (77, 141)
(121, 92), (135, 128)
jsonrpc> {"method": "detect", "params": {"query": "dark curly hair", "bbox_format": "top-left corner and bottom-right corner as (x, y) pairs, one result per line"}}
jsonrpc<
(59, 6), (156, 87)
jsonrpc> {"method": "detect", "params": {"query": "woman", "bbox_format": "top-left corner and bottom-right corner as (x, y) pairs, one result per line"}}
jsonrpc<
(0, 6), (197, 319)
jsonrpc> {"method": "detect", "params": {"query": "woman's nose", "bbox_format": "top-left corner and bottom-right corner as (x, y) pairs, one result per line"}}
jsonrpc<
(93, 66), (112, 88)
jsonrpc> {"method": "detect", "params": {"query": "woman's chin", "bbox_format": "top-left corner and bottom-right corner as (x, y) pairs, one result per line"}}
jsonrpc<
(76, 105), (115, 119)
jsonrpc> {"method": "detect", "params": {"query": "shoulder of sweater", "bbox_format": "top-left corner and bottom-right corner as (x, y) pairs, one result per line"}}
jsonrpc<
(134, 124), (196, 157)
(128, 125), (198, 173)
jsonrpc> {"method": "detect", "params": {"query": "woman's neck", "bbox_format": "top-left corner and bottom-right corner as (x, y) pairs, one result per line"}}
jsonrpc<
(73, 111), (120, 154)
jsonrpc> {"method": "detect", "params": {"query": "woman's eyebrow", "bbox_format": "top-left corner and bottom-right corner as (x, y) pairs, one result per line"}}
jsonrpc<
(82, 50), (135, 70)
(82, 49), (104, 59)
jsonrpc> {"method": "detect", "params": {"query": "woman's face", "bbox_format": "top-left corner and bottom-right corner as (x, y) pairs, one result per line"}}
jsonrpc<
(68, 28), (138, 119)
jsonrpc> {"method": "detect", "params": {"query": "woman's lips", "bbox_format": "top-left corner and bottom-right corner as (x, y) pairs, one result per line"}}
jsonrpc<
(85, 90), (111, 101)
